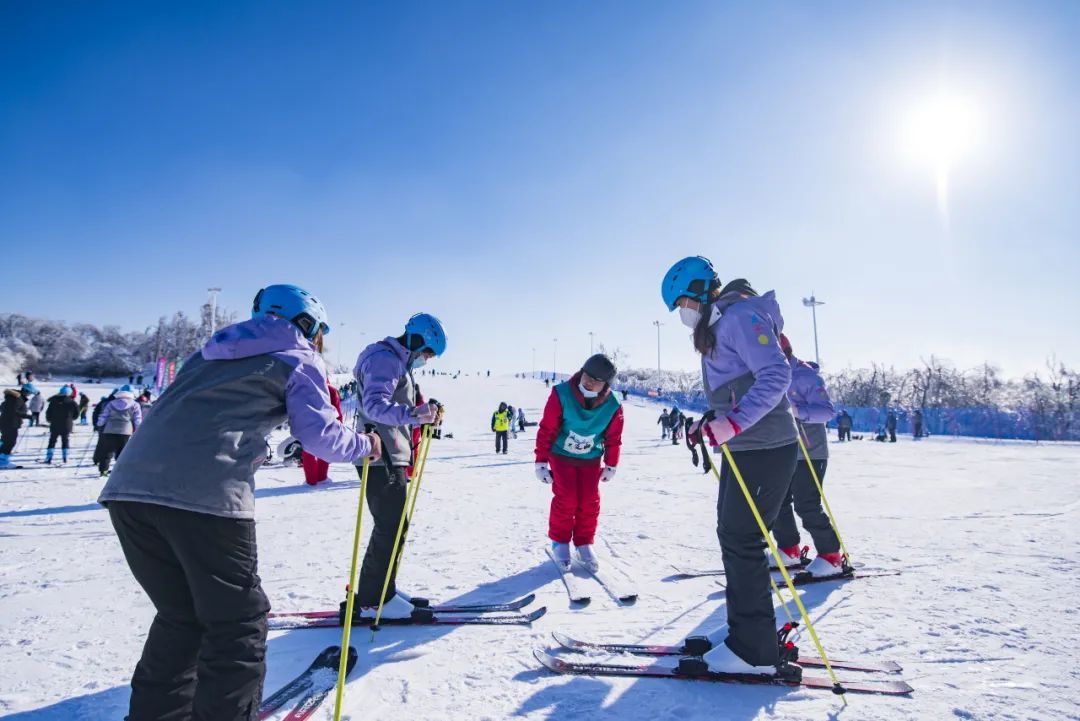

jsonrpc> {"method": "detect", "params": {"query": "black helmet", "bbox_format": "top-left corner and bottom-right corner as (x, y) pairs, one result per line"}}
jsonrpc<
(581, 354), (616, 384)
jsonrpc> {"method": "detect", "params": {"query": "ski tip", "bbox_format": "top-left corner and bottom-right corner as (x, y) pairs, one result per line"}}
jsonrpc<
(533, 648), (563, 672)
(526, 606), (548, 622)
(519, 592), (537, 607)
(618, 594), (639, 603)
(881, 660), (903, 673)
(551, 630), (579, 648)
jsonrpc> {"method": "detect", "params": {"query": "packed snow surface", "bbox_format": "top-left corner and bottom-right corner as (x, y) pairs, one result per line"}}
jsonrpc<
(1, 375), (1078, 720)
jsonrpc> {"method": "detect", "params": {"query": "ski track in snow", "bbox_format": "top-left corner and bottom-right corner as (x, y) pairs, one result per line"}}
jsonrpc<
(1, 377), (1079, 720)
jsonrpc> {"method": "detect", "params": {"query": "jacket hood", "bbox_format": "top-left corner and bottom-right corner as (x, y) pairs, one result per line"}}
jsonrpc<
(203, 315), (314, 361)
(352, 336), (410, 378)
(4, 389), (21, 400)
(717, 290), (785, 330)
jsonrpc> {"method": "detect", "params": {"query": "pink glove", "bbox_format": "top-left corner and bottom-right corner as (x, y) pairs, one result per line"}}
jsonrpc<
(690, 415), (740, 446)
(413, 403), (438, 424)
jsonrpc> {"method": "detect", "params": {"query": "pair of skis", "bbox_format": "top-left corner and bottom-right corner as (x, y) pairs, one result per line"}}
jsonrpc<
(537, 632), (913, 696)
(545, 546), (637, 605)
(268, 593), (545, 630)
(259, 645), (356, 720)
(672, 563), (900, 586)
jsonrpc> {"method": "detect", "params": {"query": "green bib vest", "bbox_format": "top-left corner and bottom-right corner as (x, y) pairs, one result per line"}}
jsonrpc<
(551, 382), (620, 461)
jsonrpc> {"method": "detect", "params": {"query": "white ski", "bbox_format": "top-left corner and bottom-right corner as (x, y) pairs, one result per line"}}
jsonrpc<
(582, 562), (637, 604)
(545, 546), (591, 604)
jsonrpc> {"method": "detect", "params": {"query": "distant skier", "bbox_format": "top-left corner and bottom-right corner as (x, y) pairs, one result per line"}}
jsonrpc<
(508, 404), (519, 439)
(0, 386), (32, 469)
(658, 408), (670, 439)
(912, 409), (924, 439)
(663, 256), (799, 678)
(885, 411), (897, 442)
(352, 313), (445, 620)
(78, 392), (90, 425)
(772, 334), (843, 577)
(44, 386), (79, 464)
(28, 390), (44, 427)
(517, 406), (527, 432)
(95, 384), (143, 476)
(137, 390), (153, 419)
(668, 405), (683, 445)
(836, 409), (853, 442)
(99, 283), (379, 721)
(535, 354), (624, 573)
(492, 402), (510, 454)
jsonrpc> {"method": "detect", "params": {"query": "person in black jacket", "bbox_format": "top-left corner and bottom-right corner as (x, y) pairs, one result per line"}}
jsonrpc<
(1, 387), (32, 468)
(45, 386), (80, 464)
(885, 411), (897, 443)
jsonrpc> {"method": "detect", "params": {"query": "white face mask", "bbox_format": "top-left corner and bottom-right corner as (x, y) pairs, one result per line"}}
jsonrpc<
(411, 356), (428, 369)
(578, 382), (599, 399)
(679, 306), (702, 329)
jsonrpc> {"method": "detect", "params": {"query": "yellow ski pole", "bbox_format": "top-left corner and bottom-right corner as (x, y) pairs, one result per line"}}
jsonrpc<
(795, 425), (852, 565)
(392, 425), (434, 580)
(333, 457), (370, 721)
(716, 443), (847, 700)
(370, 427), (431, 640)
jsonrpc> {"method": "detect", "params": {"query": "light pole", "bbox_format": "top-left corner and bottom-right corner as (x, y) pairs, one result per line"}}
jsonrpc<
(552, 337), (558, 379)
(652, 320), (662, 378)
(802, 294), (825, 366)
(207, 287), (222, 338)
(588, 331), (595, 355)
(532, 347), (536, 377)
(336, 322), (347, 372)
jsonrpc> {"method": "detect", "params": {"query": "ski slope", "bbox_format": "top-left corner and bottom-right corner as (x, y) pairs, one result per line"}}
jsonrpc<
(1, 374), (1078, 720)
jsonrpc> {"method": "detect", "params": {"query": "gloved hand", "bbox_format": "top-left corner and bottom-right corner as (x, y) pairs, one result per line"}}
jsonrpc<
(689, 413), (740, 446)
(535, 462), (553, 484)
(600, 466), (616, 483)
(363, 432), (383, 462)
(413, 402), (438, 424)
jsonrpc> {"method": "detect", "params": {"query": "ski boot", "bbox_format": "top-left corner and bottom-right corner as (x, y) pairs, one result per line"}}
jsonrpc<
(767, 545), (807, 569)
(574, 544), (599, 573)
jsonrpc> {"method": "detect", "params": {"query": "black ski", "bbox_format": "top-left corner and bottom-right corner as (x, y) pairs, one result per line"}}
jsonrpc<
(551, 632), (902, 673)
(534, 649), (913, 696)
(268, 606), (546, 631)
(714, 568), (900, 587)
(268, 592), (536, 622)
(258, 645), (357, 720)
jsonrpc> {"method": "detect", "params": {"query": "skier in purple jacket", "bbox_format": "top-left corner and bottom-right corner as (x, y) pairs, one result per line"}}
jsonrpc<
(771, 333), (843, 577)
(99, 284), (381, 721)
(662, 256), (799, 680)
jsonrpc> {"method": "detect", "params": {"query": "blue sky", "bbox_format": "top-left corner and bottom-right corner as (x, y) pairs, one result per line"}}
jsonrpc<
(2, 1), (1078, 377)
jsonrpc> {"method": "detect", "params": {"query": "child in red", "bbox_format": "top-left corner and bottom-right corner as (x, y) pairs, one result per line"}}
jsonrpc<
(535, 354), (624, 571)
(302, 382), (343, 485)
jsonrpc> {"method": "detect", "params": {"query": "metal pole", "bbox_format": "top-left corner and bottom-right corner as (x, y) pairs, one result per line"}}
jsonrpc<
(802, 294), (825, 366)
(652, 320), (662, 378)
(207, 287), (222, 338)
(588, 331), (594, 355)
(532, 347), (536, 377)
(552, 338), (558, 379)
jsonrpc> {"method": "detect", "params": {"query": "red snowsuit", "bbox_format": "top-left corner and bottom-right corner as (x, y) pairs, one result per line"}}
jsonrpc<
(535, 373), (624, 545)
(302, 384), (343, 485)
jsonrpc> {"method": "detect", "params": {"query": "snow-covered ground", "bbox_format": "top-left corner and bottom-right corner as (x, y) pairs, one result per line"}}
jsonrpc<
(1, 375), (1078, 720)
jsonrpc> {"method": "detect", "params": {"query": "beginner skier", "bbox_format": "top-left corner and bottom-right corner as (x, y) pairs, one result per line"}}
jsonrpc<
(535, 354), (624, 572)
(352, 313), (445, 619)
(492, 402), (510, 454)
(98, 283), (380, 721)
(44, 386), (79, 464)
(94, 384), (143, 477)
(28, 390), (44, 426)
(771, 333), (843, 577)
(0, 386), (32, 468)
(662, 256), (798, 678)
(658, 408), (670, 439)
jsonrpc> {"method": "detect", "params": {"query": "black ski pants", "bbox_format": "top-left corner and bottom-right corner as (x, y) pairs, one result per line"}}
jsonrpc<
(837, 427), (851, 442)
(98, 432), (130, 474)
(716, 442), (797, 667)
(107, 501), (269, 721)
(0, 429), (17, 455)
(772, 459), (839, 554)
(355, 464), (410, 605)
(495, 430), (508, 454)
(47, 430), (71, 450)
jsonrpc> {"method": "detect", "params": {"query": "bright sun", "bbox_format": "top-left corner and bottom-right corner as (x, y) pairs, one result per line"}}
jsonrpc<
(900, 91), (983, 220)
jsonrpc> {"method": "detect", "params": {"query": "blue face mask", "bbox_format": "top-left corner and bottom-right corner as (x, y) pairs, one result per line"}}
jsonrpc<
(411, 356), (428, 370)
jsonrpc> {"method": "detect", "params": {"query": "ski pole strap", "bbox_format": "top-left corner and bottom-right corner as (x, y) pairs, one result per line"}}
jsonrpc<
(717, 443), (847, 701)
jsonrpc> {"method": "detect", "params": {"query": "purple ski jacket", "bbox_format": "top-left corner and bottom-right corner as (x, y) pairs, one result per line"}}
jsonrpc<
(700, 290), (797, 451)
(787, 356), (835, 460)
(353, 337), (419, 466)
(99, 315), (373, 519)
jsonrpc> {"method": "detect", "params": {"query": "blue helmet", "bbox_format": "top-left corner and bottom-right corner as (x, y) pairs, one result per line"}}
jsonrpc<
(19, 383), (35, 395)
(660, 256), (720, 311)
(59, 385), (72, 396)
(252, 284), (330, 341)
(117, 384), (134, 394)
(404, 313), (447, 356)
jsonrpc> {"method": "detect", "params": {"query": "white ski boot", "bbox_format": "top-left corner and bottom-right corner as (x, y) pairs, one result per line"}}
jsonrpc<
(575, 544), (600, 573)
(550, 541), (572, 571)
(702, 642), (779, 676)
(802, 552), (846, 578)
(358, 593), (415, 620)
(767, 545), (804, 569)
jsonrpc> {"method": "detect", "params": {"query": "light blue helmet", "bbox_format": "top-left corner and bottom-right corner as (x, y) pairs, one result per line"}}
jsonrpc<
(117, 384), (134, 394)
(660, 256), (720, 311)
(252, 284), (330, 341)
(404, 313), (447, 356)
(59, 385), (72, 396)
